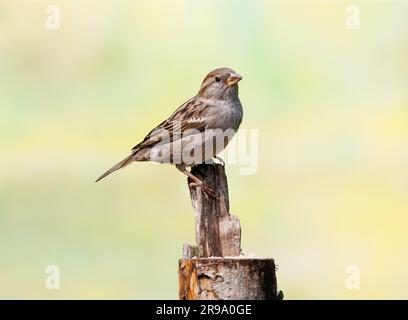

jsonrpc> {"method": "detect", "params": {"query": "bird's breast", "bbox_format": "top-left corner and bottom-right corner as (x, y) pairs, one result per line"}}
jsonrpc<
(210, 99), (243, 131)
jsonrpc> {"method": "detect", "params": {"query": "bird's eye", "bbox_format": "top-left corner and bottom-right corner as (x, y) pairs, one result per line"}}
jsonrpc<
(215, 76), (221, 82)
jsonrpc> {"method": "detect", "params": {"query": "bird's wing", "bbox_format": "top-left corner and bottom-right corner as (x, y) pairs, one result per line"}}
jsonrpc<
(132, 96), (214, 151)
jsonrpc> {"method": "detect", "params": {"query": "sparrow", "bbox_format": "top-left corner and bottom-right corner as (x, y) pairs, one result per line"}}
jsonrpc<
(96, 67), (243, 197)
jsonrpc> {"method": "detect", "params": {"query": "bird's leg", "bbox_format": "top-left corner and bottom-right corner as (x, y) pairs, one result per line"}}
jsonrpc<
(175, 164), (218, 198)
(213, 156), (225, 166)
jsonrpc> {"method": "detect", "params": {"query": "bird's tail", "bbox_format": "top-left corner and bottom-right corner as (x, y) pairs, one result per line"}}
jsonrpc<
(95, 153), (135, 182)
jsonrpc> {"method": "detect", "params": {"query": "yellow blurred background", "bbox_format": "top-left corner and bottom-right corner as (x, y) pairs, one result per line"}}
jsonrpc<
(0, 0), (407, 299)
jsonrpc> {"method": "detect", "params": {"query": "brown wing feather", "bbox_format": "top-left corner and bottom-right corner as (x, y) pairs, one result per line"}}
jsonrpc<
(131, 96), (211, 151)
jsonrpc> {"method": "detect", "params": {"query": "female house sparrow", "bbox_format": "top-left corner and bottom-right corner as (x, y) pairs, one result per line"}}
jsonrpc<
(96, 68), (243, 196)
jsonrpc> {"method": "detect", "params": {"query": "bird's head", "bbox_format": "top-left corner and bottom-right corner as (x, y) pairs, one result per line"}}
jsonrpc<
(198, 68), (242, 100)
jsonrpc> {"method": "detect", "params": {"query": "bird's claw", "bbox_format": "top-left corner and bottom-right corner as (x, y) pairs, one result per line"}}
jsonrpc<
(188, 182), (218, 198)
(202, 185), (218, 198)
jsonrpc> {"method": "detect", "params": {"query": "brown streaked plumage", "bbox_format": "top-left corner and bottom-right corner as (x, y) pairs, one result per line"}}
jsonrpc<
(96, 68), (243, 197)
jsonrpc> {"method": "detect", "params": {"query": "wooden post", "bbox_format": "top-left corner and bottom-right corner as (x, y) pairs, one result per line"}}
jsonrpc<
(178, 164), (283, 300)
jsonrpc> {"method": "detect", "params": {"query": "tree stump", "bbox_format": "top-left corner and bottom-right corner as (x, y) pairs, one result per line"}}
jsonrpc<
(178, 164), (282, 300)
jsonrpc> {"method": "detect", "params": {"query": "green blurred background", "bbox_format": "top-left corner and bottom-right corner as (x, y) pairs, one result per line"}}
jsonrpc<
(1, 0), (407, 299)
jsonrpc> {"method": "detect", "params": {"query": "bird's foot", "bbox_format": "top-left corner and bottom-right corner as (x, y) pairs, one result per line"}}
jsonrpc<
(202, 184), (218, 198)
(188, 182), (218, 198)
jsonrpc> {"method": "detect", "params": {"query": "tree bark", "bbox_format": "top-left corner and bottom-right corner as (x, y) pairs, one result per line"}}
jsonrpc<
(179, 258), (279, 300)
(179, 164), (282, 300)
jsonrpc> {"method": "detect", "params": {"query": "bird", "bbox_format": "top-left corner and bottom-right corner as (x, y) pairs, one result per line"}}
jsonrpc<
(95, 67), (243, 197)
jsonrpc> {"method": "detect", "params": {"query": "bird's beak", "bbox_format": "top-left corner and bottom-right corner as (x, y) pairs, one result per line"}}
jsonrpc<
(226, 72), (243, 86)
